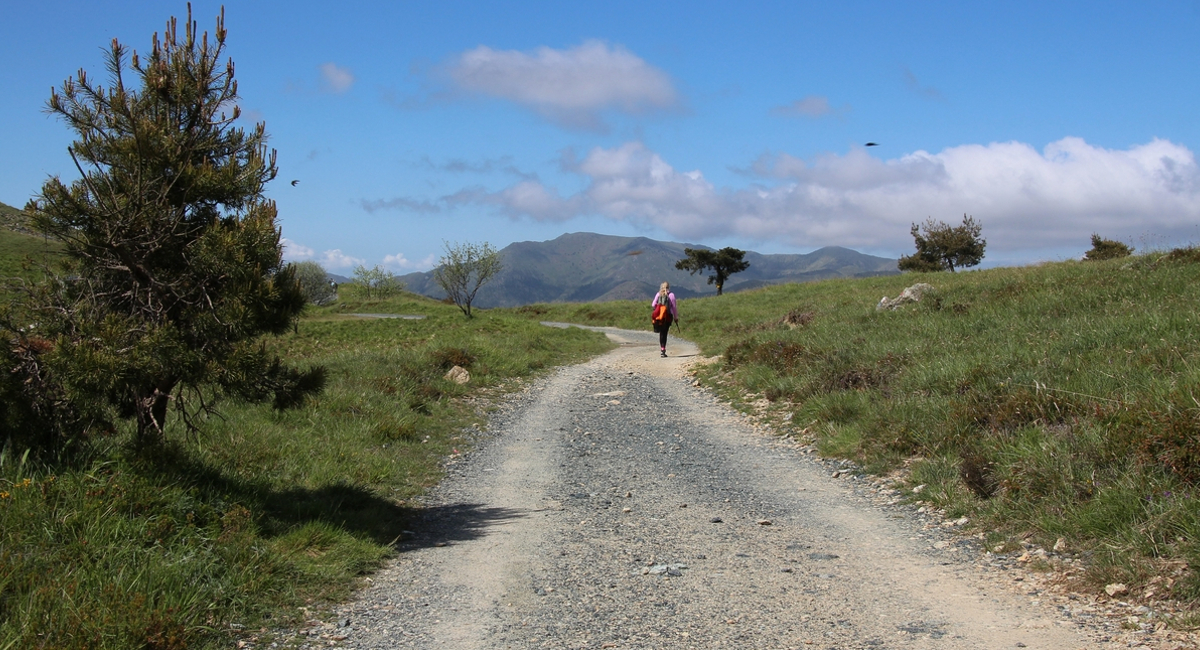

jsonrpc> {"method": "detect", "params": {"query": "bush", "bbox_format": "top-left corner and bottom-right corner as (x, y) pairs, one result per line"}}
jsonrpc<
(1083, 234), (1133, 261)
(293, 261), (337, 306)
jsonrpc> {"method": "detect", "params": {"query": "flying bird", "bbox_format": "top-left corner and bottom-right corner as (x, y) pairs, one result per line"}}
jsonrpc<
(290, 180), (299, 186)
(864, 142), (879, 147)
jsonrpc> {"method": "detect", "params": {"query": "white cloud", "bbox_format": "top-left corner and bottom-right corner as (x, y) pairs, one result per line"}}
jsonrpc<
(444, 40), (679, 131)
(382, 252), (437, 271)
(319, 63), (355, 94)
(320, 249), (366, 270)
(281, 238), (314, 261)
(770, 95), (849, 118)
(454, 138), (1200, 256)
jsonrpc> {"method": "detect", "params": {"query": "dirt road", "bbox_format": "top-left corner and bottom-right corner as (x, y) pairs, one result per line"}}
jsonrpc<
(310, 327), (1136, 649)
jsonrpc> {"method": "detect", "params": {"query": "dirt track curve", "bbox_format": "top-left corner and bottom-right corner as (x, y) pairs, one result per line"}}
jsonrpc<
(296, 326), (1172, 650)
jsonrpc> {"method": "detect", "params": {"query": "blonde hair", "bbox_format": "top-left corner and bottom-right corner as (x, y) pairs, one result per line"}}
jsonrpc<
(659, 282), (670, 301)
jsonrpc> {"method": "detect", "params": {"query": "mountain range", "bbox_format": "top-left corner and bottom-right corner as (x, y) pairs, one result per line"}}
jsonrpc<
(395, 232), (899, 308)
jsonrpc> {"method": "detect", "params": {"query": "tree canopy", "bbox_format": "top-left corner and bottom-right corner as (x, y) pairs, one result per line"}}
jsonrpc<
(674, 247), (749, 295)
(433, 241), (502, 318)
(1084, 234), (1133, 261)
(898, 215), (986, 273)
(353, 264), (404, 299)
(294, 260), (337, 306)
(2, 6), (323, 450)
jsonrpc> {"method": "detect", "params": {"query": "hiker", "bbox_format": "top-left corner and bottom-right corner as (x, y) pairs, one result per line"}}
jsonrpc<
(651, 282), (679, 357)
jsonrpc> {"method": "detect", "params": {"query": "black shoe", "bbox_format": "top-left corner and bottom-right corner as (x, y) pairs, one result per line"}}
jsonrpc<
(660, 351), (667, 357)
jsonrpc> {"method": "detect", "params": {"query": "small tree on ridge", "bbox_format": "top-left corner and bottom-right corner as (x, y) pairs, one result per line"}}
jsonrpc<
(898, 215), (986, 273)
(675, 247), (749, 295)
(433, 241), (502, 318)
(1083, 234), (1133, 261)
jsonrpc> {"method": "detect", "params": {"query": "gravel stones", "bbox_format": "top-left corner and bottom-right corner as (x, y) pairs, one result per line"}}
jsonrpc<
(283, 327), (1171, 650)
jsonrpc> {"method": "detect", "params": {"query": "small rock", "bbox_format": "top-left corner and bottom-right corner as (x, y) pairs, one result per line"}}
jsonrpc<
(622, 507), (632, 513)
(444, 365), (470, 384)
(339, 618), (351, 628)
(912, 484), (927, 494)
(710, 517), (723, 523)
(757, 519), (772, 526)
(1053, 537), (1067, 552)
(1105, 583), (1128, 597)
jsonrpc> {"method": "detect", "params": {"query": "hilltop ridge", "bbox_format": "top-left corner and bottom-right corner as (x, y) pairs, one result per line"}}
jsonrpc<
(398, 232), (898, 307)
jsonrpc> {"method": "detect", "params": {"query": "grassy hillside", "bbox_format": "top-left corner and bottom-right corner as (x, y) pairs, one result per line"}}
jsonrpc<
(0, 211), (60, 280)
(511, 252), (1200, 604)
(0, 287), (612, 649)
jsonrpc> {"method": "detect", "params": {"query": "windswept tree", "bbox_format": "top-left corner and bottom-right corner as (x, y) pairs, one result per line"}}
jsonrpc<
(898, 215), (986, 273)
(4, 6), (323, 450)
(433, 241), (502, 318)
(1083, 234), (1133, 261)
(675, 247), (749, 295)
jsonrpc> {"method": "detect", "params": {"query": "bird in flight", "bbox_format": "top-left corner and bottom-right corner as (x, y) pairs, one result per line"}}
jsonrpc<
(290, 180), (299, 186)
(864, 142), (879, 147)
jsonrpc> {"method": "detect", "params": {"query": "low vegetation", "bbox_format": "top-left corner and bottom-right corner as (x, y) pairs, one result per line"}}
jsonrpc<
(0, 283), (611, 649)
(513, 249), (1200, 605)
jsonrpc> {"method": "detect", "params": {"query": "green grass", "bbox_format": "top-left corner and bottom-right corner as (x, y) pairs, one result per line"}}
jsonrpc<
(0, 285), (612, 649)
(508, 252), (1200, 603)
(0, 226), (60, 281)
(7, 245), (1200, 646)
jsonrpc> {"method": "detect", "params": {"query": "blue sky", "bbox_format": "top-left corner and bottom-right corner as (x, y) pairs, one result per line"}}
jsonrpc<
(3, 1), (1199, 271)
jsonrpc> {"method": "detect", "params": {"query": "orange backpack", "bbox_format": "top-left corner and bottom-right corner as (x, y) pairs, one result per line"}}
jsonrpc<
(652, 295), (672, 326)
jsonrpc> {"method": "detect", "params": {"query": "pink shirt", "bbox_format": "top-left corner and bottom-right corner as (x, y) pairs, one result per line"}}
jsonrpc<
(651, 292), (678, 321)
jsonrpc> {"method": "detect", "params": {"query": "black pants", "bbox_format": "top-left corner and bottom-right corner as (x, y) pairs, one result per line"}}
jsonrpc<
(655, 322), (670, 348)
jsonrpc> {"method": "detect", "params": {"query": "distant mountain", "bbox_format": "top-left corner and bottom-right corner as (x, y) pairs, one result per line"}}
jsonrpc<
(397, 232), (898, 308)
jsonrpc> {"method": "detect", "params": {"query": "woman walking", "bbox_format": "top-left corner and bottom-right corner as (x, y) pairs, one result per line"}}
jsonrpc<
(650, 282), (679, 357)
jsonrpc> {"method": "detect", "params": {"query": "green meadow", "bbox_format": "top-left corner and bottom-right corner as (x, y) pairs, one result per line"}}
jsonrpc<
(0, 254), (612, 649)
(514, 251), (1200, 606)
(3, 217), (1200, 646)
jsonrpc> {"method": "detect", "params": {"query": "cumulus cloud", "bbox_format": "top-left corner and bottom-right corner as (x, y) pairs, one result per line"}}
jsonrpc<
(450, 138), (1200, 256)
(320, 249), (366, 270)
(382, 252), (437, 271)
(770, 95), (849, 119)
(443, 40), (679, 131)
(281, 238), (314, 261)
(319, 63), (355, 94)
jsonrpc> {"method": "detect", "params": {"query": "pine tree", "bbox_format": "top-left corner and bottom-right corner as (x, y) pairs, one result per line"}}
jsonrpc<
(898, 215), (986, 273)
(675, 247), (750, 295)
(5, 6), (323, 449)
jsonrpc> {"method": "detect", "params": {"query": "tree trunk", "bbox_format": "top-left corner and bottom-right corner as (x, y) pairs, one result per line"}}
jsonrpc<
(135, 385), (174, 444)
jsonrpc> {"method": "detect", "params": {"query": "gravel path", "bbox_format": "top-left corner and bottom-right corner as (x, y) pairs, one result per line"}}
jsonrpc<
(291, 326), (1186, 650)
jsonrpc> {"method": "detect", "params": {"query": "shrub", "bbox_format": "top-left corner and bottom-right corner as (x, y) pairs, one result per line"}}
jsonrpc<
(1084, 234), (1133, 261)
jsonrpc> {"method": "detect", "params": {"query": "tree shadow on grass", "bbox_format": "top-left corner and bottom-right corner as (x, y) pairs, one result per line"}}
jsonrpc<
(129, 443), (527, 551)
(262, 483), (527, 551)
